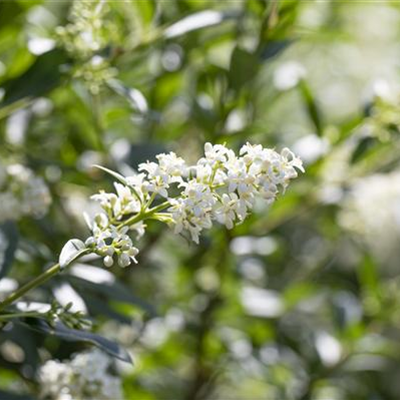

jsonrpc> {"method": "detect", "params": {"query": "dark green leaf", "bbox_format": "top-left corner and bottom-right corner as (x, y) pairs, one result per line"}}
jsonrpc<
(31, 320), (132, 363)
(299, 80), (323, 137)
(351, 136), (378, 164)
(0, 222), (18, 280)
(260, 40), (293, 60)
(93, 165), (128, 184)
(68, 274), (156, 316)
(0, 48), (69, 108)
(0, 2), (24, 32)
(229, 46), (259, 91)
(0, 390), (35, 400)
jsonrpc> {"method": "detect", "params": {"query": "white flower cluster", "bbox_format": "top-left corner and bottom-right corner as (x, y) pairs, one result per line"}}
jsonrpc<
(39, 348), (123, 400)
(339, 172), (400, 266)
(0, 162), (51, 223)
(56, 0), (108, 59)
(55, 0), (117, 94)
(169, 143), (303, 243)
(86, 143), (303, 267)
(85, 212), (140, 268)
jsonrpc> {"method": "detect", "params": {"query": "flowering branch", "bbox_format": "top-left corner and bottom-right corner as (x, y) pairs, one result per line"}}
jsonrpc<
(0, 142), (303, 313)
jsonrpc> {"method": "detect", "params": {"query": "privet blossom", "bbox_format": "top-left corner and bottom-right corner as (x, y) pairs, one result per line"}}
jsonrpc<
(339, 172), (400, 266)
(39, 348), (123, 400)
(56, 0), (117, 94)
(84, 143), (303, 267)
(0, 162), (51, 223)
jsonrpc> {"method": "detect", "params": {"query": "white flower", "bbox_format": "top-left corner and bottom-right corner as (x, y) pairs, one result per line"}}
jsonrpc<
(202, 142), (235, 166)
(0, 163), (51, 223)
(138, 152), (187, 198)
(156, 152), (187, 181)
(114, 182), (141, 215)
(214, 193), (244, 229)
(281, 147), (305, 176)
(39, 348), (123, 400)
(138, 161), (170, 198)
(125, 172), (148, 202)
(91, 183), (141, 221)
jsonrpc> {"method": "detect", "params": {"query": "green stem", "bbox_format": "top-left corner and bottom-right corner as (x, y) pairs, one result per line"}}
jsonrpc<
(0, 98), (34, 121)
(0, 263), (61, 313)
(142, 191), (157, 212)
(119, 200), (171, 229)
(0, 311), (43, 321)
(149, 201), (171, 214)
(91, 92), (106, 152)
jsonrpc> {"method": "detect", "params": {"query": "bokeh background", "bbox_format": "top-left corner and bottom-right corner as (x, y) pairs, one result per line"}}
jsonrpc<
(1, 1), (400, 399)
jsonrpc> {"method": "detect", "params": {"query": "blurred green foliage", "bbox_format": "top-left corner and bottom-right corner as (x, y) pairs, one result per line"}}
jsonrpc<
(1, 1), (400, 399)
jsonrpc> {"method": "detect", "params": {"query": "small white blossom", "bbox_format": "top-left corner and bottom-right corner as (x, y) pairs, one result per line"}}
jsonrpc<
(214, 193), (244, 229)
(156, 152), (187, 181)
(138, 151), (187, 198)
(339, 172), (400, 267)
(39, 348), (123, 400)
(0, 163), (51, 223)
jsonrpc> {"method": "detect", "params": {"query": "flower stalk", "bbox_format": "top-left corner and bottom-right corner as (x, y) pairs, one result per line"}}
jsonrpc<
(0, 263), (61, 312)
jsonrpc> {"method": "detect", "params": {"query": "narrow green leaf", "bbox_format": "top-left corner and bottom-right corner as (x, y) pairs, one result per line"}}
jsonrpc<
(229, 46), (259, 91)
(351, 136), (378, 164)
(93, 165), (128, 185)
(299, 80), (323, 137)
(0, 222), (19, 280)
(0, 48), (69, 108)
(32, 320), (133, 363)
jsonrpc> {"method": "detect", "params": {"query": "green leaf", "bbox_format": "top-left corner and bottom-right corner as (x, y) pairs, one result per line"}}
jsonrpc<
(229, 46), (259, 91)
(69, 274), (157, 316)
(23, 319), (133, 363)
(0, 48), (69, 108)
(260, 40), (293, 61)
(0, 222), (19, 280)
(133, 0), (156, 27)
(0, 2), (24, 32)
(351, 136), (378, 164)
(358, 255), (380, 296)
(93, 165), (128, 185)
(299, 80), (323, 137)
(0, 390), (35, 400)
(59, 239), (87, 270)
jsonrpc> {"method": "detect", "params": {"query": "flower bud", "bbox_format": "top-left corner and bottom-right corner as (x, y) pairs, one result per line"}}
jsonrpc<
(103, 255), (113, 267)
